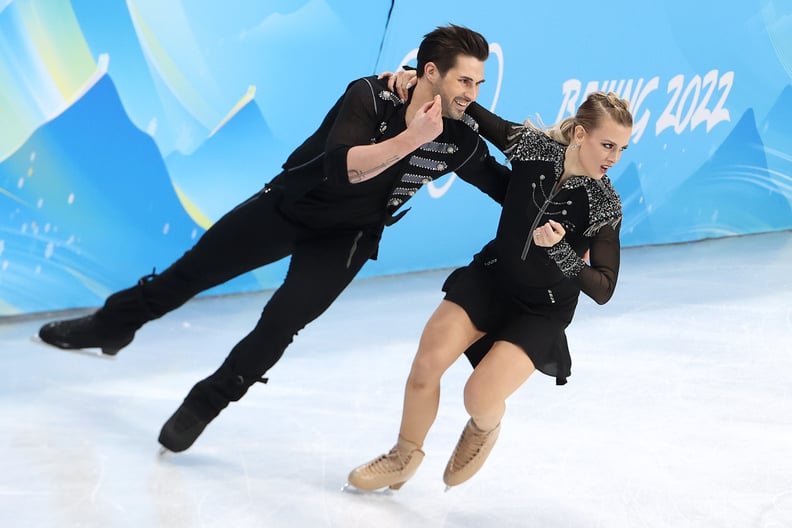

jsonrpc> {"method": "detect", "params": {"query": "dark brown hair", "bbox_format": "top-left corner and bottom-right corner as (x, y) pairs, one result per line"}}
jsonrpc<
(416, 24), (489, 78)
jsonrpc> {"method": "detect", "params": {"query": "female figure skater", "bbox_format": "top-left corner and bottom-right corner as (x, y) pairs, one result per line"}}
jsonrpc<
(347, 84), (633, 491)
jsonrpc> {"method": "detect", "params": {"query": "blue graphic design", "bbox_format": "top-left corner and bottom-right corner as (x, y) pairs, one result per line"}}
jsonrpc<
(0, 0), (790, 315)
(0, 75), (207, 312)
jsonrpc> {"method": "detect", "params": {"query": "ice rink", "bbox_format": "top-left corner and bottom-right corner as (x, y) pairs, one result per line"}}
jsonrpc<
(1, 230), (791, 528)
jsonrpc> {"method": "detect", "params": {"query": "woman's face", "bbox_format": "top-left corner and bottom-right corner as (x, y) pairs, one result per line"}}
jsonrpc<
(575, 118), (632, 179)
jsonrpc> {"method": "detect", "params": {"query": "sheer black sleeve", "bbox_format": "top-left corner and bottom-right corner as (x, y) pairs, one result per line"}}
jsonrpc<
(465, 102), (523, 154)
(580, 221), (621, 304)
(579, 221), (621, 304)
(547, 222), (621, 305)
(323, 77), (383, 185)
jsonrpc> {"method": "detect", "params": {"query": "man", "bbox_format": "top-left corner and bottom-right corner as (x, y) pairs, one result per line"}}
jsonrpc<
(38, 25), (509, 454)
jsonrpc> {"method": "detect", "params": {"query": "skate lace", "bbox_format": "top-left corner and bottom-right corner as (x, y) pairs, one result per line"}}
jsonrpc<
(366, 447), (410, 475)
(452, 425), (492, 469)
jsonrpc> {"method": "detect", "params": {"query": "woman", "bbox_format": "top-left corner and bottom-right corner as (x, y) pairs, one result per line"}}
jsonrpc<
(347, 82), (634, 491)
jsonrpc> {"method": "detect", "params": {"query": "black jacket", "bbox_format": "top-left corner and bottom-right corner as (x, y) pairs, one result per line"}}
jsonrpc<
(269, 76), (510, 231)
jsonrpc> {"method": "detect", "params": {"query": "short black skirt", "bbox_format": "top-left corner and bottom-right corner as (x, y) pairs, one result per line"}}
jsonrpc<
(441, 259), (578, 385)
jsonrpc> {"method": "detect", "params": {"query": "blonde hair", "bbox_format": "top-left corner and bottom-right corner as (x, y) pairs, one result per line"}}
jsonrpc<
(540, 91), (633, 145)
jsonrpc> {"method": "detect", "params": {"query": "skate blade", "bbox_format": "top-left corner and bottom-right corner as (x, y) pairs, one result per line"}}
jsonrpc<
(341, 483), (394, 496)
(157, 446), (172, 458)
(30, 335), (117, 360)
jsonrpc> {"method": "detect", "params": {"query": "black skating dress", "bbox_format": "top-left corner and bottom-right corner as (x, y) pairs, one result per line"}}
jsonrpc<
(445, 103), (623, 385)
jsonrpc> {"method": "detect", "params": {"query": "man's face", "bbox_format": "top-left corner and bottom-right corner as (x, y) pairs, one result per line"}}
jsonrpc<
(429, 55), (486, 120)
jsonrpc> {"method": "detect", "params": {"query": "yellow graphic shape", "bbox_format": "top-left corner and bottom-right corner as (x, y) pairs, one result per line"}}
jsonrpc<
(17, 0), (96, 103)
(0, 299), (20, 315)
(0, 186), (31, 206)
(127, 0), (217, 129)
(172, 183), (213, 230)
(210, 86), (256, 137)
(62, 265), (115, 302)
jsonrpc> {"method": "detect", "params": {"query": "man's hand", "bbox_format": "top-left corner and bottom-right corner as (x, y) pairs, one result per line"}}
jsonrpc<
(346, 96), (441, 185)
(406, 94), (443, 145)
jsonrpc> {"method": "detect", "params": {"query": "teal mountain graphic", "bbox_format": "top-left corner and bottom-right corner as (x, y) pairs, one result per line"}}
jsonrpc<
(165, 97), (288, 224)
(759, 84), (792, 205)
(70, 0), (208, 157)
(639, 106), (791, 243)
(0, 75), (203, 314)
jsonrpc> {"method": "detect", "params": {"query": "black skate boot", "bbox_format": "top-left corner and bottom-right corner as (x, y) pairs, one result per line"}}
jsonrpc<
(158, 361), (266, 453)
(38, 273), (161, 356)
(158, 399), (212, 453)
(38, 314), (135, 356)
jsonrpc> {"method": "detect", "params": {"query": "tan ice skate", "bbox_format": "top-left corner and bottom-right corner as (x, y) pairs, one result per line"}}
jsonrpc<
(443, 418), (501, 488)
(346, 436), (425, 491)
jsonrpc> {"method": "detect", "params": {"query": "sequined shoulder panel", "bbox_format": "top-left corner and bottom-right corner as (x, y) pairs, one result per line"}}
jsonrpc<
(378, 89), (404, 107)
(562, 175), (623, 236)
(360, 77), (404, 112)
(505, 125), (565, 179)
(460, 113), (480, 133)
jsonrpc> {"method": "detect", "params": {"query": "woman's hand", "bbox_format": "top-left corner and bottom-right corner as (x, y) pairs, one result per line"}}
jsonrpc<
(378, 69), (418, 101)
(533, 220), (566, 247)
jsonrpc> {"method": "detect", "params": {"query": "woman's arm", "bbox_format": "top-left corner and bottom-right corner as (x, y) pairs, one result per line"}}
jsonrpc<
(464, 102), (522, 153)
(380, 70), (523, 155)
(546, 222), (621, 305)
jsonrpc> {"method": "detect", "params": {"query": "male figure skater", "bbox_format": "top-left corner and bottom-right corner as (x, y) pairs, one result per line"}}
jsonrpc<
(39, 25), (509, 454)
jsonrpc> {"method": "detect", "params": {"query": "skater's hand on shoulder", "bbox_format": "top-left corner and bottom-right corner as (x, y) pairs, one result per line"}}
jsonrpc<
(380, 69), (417, 102)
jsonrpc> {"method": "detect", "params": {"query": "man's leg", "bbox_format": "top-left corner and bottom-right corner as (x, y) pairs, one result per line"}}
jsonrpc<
(158, 228), (379, 452)
(39, 187), (296, 354)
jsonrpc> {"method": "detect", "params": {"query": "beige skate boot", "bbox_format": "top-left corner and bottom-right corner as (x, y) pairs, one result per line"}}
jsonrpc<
(347, 436), (425, 491)
(443, 419), (501, 488)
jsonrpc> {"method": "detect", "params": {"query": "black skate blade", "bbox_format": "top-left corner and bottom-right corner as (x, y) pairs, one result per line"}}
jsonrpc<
(30, 335), (117, 360)
(341, 483), (394, 496)
(157, 446), (172, 458)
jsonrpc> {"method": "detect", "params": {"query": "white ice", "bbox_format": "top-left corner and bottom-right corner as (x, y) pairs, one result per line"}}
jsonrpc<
(1, 231), (791, 528)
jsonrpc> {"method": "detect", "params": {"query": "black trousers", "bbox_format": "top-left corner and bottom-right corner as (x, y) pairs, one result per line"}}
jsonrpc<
(99, 186), (380, 382)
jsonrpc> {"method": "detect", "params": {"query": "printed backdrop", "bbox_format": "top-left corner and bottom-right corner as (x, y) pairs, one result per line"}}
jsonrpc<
(0, 0), (790, 315)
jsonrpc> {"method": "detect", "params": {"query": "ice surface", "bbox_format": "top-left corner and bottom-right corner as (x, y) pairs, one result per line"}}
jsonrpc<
(1, 231), (791, 527)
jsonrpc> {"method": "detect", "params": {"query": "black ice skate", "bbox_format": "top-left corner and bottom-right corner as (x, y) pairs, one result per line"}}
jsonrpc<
(157, 361), (266, 454)
(158, 400), (211, 453)
(38, 315), (134, 357)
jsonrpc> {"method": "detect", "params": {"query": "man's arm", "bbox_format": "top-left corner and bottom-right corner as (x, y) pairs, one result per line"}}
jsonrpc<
(455, 137), (511, 204)
(345, 95), (444, 183)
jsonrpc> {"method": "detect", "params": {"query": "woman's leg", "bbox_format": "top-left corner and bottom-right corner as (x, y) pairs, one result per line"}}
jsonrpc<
(398, 300), (485, 446)
(463, 340), (536, 430)
(347, 300), (484, 491)
(442, 340), (536, 487)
